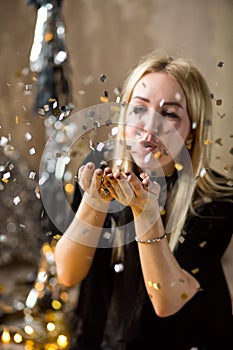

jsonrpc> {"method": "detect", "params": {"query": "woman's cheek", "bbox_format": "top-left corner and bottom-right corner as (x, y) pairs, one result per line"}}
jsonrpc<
(125, 125), (140, 139)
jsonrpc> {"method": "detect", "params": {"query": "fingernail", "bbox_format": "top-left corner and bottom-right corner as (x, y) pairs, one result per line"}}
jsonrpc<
(96, 169), (102, 176)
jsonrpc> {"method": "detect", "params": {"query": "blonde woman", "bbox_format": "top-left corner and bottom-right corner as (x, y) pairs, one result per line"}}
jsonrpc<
(55, 51), (233, 349)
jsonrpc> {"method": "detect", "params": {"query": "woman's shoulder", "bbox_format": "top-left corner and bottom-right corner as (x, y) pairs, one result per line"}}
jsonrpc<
(194, 199), (233, 220)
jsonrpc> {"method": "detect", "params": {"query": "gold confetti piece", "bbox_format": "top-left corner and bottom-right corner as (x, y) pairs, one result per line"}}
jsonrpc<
(174, 162), (183, 171)
(199, 241), (207, 248)
(100, 96), (109, 103)
(154, 151), (162, 159)
(160, 208), (166, 216)
(203, 138), (212, 145)
(148, 281), (153, 287)
(45, 32), (53, 42)
(147, 280), (161, 290)
(191, 267), (200, 274)
(53, 234), (62, 240)
(216, 99), (222, 106)
(15, 115), (22, 124)
(64, 183), (74, 194)
(181, 292), (188, 300)
(226, 180), (233, 187)
(51, 300), (62, 310)
(152, 282), (161, 290)
(35, 186), (41, 199)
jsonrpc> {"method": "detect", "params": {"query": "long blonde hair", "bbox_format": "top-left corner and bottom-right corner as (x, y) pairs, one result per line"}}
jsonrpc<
(120, 50), (233, 250)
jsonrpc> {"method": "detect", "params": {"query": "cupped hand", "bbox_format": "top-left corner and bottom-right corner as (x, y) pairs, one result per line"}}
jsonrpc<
(102, 168), (161, 214)
(78, 162), (112, 202)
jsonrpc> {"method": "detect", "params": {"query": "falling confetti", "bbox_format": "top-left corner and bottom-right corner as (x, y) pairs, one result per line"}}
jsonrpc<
(217, 61), (224, 68)
(100, 74), (108, 83)
(174, 162), (183, 171)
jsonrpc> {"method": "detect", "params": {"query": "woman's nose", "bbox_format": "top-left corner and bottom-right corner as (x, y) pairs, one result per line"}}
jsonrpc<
(143, 112), (160, 136)
(143, 124), (159, 137)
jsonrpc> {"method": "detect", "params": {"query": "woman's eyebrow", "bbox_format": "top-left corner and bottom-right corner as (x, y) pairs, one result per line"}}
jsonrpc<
(162, 101), (184, 109)
(132, 96), (183, 109)
(131, 96), (150, 103)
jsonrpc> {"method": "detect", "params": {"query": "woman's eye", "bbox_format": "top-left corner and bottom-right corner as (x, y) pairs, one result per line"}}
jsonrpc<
(131, 105), (148, 117)
(161, 110), (179, 119)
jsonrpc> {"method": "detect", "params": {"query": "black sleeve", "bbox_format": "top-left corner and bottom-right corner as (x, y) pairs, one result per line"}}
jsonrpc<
(174, 201), (233, 285)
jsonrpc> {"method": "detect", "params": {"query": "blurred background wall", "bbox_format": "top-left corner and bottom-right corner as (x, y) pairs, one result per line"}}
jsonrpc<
(1, 0), (233, 175)
(0, 0), (232, 346)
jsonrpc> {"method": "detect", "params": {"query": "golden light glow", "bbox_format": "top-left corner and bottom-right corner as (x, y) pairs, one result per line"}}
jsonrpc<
(47, 322), (56, 332)
(1, 328), (11, 343)
(24, 325), (34, 335)
(57, 334), (68, 348)
(13, 332), (23, 343)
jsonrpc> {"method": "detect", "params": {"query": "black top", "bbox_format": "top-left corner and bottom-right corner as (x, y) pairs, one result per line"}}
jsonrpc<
(68, 193), (233, 350)
(68, 153), (233, 350)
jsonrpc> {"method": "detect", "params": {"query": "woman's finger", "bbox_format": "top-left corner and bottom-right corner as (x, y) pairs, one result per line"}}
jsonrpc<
(78, 162), (95, 191)
(125, 171), (144, 197)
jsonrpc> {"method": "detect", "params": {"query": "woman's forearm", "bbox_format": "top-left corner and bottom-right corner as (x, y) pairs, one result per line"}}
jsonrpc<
(132, 206), (200, 317)
(55, 195), (109, 286)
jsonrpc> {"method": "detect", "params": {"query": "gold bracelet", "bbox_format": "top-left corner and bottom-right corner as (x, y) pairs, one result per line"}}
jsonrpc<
(135, 232), (167, 244)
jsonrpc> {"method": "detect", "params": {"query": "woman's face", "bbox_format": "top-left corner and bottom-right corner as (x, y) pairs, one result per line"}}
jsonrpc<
(125, 72), (191, 176)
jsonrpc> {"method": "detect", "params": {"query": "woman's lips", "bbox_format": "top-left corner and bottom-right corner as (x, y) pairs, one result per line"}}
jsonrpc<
(139, 140), (160, 154)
